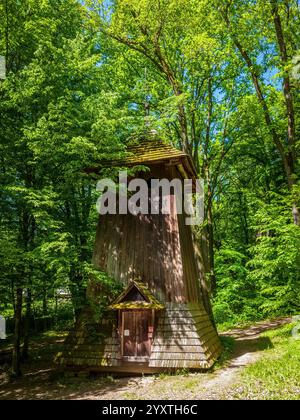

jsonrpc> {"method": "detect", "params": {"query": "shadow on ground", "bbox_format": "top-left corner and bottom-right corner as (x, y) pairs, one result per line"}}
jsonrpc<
(0, 317), (292, 400)
(218, 317), (292, 370)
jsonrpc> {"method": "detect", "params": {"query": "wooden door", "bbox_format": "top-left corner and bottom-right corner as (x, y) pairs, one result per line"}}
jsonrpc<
(123, 311), (136, 357)
(122, 310), (151, 359)
(136, 311), (151, 357)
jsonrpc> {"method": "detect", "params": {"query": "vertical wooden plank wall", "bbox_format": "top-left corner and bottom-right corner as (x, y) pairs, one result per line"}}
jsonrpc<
(92, 163), (202, 304)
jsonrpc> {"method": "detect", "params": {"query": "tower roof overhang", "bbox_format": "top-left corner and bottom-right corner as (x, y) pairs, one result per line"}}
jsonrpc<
(85, 136), (198, 184)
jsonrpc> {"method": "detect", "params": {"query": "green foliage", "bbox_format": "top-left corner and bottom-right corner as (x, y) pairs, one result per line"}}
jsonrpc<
(0, 0), (139, 324)
(213, 248), (260, 326)
(87, 269), (123, 321)
(0, 0), (300, 352)
(214, 249), (247, 309)
(247, 193), (300, 316)
(214, 189), (300, 328)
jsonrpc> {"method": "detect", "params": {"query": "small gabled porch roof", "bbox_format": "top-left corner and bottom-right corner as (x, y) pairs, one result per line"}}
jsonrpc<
(108, 280), (165, 310)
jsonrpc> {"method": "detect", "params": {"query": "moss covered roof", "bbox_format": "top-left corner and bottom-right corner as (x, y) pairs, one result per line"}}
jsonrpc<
(109, 280), (165, 310)
(85, 136), (197, 181)
(125, 138), (186, 164)
(109, 301), (164, 310)
(122, 137), (196, 179)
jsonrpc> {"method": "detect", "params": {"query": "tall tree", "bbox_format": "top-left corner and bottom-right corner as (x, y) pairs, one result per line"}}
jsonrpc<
(217, 0), (299, 225)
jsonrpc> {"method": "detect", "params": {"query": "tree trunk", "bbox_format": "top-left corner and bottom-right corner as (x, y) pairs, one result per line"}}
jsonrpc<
(69, 268), (87, 322)
(11, 288), (22, 378)
(10, 278), (15, 311)
(21, 288), (31, 361)
(270, 0), (299, 226)
(207, 186), (216, 292)
(220, 6), (299, 226)
(193, 235), (215, 327)
(202, 77), (216, 292)
(238, 192), (250, 246)
(42, 288), (47, 316)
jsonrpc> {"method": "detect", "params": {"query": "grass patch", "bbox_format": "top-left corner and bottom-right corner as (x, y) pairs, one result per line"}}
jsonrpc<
(216, 316), (291, 333)
(216, 320), (249, 332)
(231, 323), (300, 400)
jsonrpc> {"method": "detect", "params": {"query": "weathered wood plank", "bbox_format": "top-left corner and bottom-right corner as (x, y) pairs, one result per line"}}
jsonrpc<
(151, 345), (206, 353)
(150, 352), (207, 361)
(149, 359), (211, 369)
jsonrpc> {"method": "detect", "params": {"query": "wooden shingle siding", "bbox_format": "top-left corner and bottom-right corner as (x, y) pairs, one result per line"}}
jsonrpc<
(57, 303), (221, 372)
(149, 359), (211, 369)
(148, 303), (222, 369)
(55, 308), (122, 368)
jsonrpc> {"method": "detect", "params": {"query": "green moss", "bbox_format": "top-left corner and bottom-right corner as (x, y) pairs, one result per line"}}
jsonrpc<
(109, 280), (164, 310)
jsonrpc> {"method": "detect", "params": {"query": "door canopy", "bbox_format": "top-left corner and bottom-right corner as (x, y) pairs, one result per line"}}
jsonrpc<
(109, 280), (165, 310)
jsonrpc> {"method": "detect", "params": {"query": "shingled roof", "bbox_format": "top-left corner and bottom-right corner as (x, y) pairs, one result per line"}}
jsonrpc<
(125, 137), (186, 162)
(85, 136), (197, 181)
(122, 137), (197, 180)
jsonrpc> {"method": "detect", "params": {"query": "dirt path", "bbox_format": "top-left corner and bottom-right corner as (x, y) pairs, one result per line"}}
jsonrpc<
(187, 317), (292, 400)
(0, 317), (292, 400)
